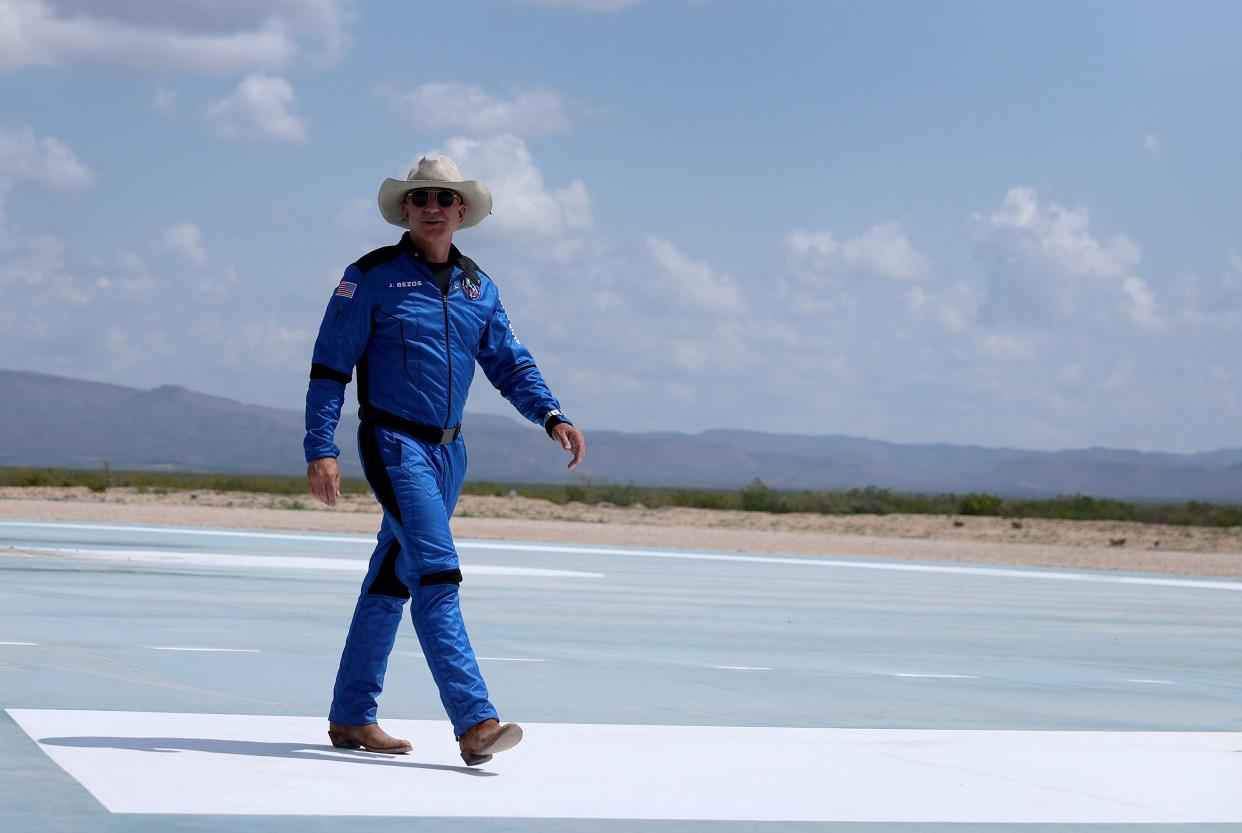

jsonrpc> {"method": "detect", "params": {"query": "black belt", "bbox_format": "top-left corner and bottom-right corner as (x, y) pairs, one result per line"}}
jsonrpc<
(360, 406), (460, 445)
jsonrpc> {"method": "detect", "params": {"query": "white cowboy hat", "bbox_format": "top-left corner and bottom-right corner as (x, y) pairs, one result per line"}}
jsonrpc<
(377, 156), (492, 230)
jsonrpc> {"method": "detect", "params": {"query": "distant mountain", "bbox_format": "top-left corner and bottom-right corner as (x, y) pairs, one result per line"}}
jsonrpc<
(2, 369), (1239, 502)
(0, 369), (347, 476)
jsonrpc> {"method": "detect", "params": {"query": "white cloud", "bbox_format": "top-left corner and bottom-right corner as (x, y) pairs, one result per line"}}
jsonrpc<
(645, 235), (742, 315)
(1143, 133), (1160, 157)
(784, 229), (836, 258)
(437, 134), (592, 246)
(840, 221), (931, 280)
(203, 74), (308, 142)
(985, 186), (1139, 279)
(1170, 253), (1242, 328)
(0, 124), (94, 314)
(0, 123), (95, 189)
(155, 223), (207, 267)
(902, 281), (974, 332)
(784, 221), (930, 282)
(108, 249), (158, 297)
(1121, 276), (1160, 329)
(233, 317), (315, 368)
(0, 0), (294, 73)
(0, 233), (86, 331)
(0, 0), (352, 74)
(974, 187), (1154, 328)
(387, 82), (575, 137)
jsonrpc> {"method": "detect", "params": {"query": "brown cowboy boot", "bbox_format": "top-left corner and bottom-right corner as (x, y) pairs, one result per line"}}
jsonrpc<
(457, 718), (523, 766)
(328, 721), (412, 754)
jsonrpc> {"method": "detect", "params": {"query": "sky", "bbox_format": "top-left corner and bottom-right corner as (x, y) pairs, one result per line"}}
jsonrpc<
(1, 0), (1239, 453)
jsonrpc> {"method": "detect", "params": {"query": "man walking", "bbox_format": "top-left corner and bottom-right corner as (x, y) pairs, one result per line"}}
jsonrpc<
(304, 156), (585, 766)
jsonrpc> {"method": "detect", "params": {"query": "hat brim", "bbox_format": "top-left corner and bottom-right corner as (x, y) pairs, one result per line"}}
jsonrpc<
(378, 178), (492, 229)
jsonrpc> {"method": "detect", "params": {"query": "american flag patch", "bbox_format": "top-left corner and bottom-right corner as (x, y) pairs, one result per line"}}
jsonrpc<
(334, 280), (357, 299)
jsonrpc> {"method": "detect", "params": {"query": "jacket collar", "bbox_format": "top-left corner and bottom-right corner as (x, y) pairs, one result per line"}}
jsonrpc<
(399, 232), (459, 266)
(398, 232), (478, 282)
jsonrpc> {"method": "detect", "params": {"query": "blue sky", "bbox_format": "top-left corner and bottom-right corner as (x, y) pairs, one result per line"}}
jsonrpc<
(1, 0), (1239, 452)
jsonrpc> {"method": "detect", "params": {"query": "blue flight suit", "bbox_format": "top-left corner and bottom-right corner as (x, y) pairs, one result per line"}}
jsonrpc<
(304, 233), (569, 737)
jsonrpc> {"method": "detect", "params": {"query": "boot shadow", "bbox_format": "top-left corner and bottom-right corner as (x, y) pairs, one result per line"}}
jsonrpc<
(39, 736), (495, 776)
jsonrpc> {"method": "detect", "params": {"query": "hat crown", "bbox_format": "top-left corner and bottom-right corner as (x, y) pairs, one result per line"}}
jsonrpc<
(406, 155), (462, 184)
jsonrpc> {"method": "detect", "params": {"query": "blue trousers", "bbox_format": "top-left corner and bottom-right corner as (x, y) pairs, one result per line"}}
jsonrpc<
(328, 425), (496, 737)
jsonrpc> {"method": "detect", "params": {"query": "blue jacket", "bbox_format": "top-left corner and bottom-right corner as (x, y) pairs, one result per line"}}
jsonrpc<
(304, 233), (567, 462)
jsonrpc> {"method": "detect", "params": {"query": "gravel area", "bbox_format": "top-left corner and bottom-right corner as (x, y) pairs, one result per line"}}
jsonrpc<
(2, 486), (1239, 578)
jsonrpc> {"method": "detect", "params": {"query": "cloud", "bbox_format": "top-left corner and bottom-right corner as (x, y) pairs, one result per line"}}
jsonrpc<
(155, 223), (207, 267)
(0, 122), (95, 189)
(1170, 252), (1242, 328)
(984, 186), (1139, 280)
(1120, 276), (1159, 328)
(783, 221), (930, 283)
(214, 315), (314, 370)
(785, 229), (836, 258)
(508, 0), (641, 11)
(840, 221), (931, 280)
(0, 0), (294, 74)
(1143, 133), (1160, 157)
(902, 282), (975, 332)
(0, 232), (84, 298)
(0, 123), (93, 285)
(436, 134), (592, 246)
(973, 187), (1158, 329)
(386, 82), (576, 137)
(0, 0), (352, 74)
(645, 235), (743, 315)
(203, 74), (308, 142)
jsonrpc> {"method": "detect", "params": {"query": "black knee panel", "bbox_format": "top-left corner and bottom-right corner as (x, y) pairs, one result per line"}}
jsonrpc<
(419, 568), (463, 587)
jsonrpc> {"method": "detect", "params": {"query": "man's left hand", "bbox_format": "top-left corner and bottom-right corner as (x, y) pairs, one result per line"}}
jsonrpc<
(551, 423), (586, 470)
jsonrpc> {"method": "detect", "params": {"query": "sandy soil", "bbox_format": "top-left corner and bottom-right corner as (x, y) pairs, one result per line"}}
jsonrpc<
(2, 486), (1240, 578)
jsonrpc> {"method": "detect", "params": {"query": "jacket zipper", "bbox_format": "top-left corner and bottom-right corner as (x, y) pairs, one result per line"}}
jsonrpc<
(441, 280), (452, 429)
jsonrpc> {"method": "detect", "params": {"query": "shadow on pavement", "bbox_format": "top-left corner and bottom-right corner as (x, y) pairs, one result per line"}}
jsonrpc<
(38, 736), (495, 776)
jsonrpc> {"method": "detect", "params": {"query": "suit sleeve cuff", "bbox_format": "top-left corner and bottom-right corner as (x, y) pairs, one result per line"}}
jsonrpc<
(542, 409), (570, 438)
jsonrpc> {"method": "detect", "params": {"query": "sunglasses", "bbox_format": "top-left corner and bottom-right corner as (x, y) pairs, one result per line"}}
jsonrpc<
(406, 189), (462, 208)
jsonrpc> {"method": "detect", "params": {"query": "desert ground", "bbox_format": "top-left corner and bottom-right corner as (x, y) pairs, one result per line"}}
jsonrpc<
(1, 486), (1240, 578)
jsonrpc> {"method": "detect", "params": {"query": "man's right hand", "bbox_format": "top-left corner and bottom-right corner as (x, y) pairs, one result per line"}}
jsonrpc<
(307, 457), (341, 507)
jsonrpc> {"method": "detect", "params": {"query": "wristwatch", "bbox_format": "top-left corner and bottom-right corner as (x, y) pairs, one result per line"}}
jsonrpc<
(542, 408), (569, 437)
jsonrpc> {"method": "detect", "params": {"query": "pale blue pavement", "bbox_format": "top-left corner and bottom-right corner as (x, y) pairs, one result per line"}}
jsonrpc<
(1, 519), (1240, 833)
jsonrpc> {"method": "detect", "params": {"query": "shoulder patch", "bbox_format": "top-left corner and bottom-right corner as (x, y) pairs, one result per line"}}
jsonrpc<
(353, 243), (404, 275)
(455, 252), (487, 300)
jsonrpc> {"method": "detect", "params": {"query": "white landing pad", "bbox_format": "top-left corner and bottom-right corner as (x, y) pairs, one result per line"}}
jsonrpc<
(8, 709), (1242, 823)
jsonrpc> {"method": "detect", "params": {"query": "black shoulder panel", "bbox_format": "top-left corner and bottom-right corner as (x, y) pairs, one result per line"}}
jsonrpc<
(353, 243), (404, 275)
(456, 254), (480, 281)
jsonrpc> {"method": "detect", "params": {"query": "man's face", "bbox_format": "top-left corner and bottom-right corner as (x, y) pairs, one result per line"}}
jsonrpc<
(402, 188), (467, 252)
